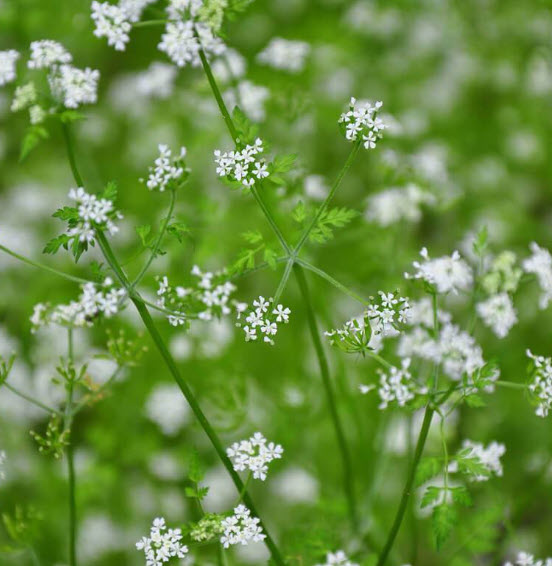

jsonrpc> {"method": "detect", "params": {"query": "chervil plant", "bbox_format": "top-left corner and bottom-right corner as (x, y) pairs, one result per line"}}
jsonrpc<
(1, 1), (552, 565)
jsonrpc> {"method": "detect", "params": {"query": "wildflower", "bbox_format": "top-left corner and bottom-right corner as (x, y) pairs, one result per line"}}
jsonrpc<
(504, 552), (552, 566)
(405, 247), (473, 294)
(145, 144), (189, 192)
(0, 50), (20, 86)
(118, 0), (157, 22)
(256, 38), (310, 73)
(476, 293), (517, 338)
(167, 0), (203, 20)
(338, 97), (386, 149)
(145, 383), (190, 435)
(236, 296), (291, 345)
(522, 242), (552, 309)
(91, 1), (132, 51)
(214, 138), (271, 189)
(526, 350), (552, 417)
(28, 40), (72, 69)
(30, 279), (126, 330)
(315, 550), (359, 566)
(212, 48), (246, 83)
(226, 432), (283, 480)
(135, 517), (188, 565)
(220, 504), (266, 548)
(10, 82), (37, 112)
(48, 65), (100, 108)
(365, 183), (435, 226)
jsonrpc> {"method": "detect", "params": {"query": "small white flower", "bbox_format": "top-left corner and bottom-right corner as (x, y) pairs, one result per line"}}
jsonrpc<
(220, 505), (266, 548)
(0, 451), (6, 481)
(339, 96), (386, 149)
(315, 550), (359, 566)
(272, 304), (290, 323)
(523, 242), (552, 309)
(256, 38), (310, 73)
(136, 517), (188, 564)
(0, 50), (20, 86)
(49, 65), (100, 108)
(28, 40), (72, 69)
(91, 1), (132, 51)
(226, 432), (283, 481)
(476, 293), (517, 338)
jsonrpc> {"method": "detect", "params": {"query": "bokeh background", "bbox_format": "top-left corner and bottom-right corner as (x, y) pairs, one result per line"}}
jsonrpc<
(1, 0), (552, 564)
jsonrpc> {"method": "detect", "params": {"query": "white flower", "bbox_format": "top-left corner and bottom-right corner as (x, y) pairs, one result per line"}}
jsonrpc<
(136, 517), (188, 565)
(256, 38), (310, 73)
(460, 440), (506, 481)
(220, 505), (266, 548)
(28, 40), (72, 69)
(503, 551), (552, 565)
(526, 350), (552, 418)
(315, 550), (359, 566)
(118, 0), (157, 22)
(405, 247), (473, 294)
(375, 358), (423, 409)
(476, 293), (517, 338)
(272, 304), (290, 323)
(91, 1), (132, 51)
(11, 82), (37, 112)
(365, 183), (436, 227)
(226, 432), (283, 481)
(237, 296), (290, 346)
(145, 383), (190, 435)
(145, 144), (188, 192)
(0, 451), (6, 481)
(0, 50), (20, 86)
(338, 97), (386, 149)
(214, 138), (270, 188)
(167, 0), (203, 20)
(49, 65), (100, 108)
(523, 242), (552, 309)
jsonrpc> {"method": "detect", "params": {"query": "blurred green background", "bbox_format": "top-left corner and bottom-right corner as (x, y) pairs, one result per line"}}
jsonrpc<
(1, 0), (552, 564)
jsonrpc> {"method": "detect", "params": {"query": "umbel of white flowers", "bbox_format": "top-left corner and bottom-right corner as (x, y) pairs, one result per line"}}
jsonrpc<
(236, 296), (291, 346)
(504, 551), (552, 566)
(226, 432), (284, 480)
(135, 517), (188, 566)
(220, 505), (266, 548)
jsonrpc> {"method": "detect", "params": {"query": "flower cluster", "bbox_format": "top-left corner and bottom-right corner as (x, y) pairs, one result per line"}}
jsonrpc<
(361, 358), (425, 409)
(365, 183), (436, 227)
(256, 38), (311, 73)
(315, 550), (359, 566)
(523, 242), (552, 309)
(325, 291), (410, 354)
(220, 505), (266, 548)
(30, 279), (126, 329)
(156, 266), (237, 326)
(476, 293), (517, 338)
(28, 40), (72, 69)
(459, 440), (506, 481)
(338, 97), (386, 149)
(481, 251), (522, 295)
(66, 187), (122, 245)
(226, 432), (284, 480)
(91, 1), (132, 51)
(405, 247), (473, 294)
(48, 64), (100, 108)
(214, 138), (271, 189)
(135, 517), (188, 566)
(0, 50), (20, 86)
(505, 552), (552, 566)
(145, 144), (189, 192)
(236, 296), (291, 345)
(526, 350), (552, 417)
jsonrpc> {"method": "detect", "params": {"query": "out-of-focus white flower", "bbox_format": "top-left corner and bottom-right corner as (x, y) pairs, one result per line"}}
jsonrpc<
(315, 550), (359, 566)
(0, 50), (20, 86)
(271, 466), (319, 503)
(476, 293), (517, 338)
(224, 81), (269, 122)
(91, 2), (132, 51)
(28, 40), (72, 69)
(48, 65), (100, 108)
(257, 38), (310, 73)
(523, 242), (552, 309)
(145, 383), (190, 435)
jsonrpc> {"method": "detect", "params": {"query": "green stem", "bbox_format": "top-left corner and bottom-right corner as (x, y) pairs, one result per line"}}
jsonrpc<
(132, 19), (169, 28)
(0, 244), (90, 285)
(495, 381), (527, 391)
(61, 123), (84, 187)
(293, 264), (358, 531)
(2, 382), (60, 415)
(96, 232), (285, 566)
(132, 189), (177, 287)
(297, 258), (368, 305)
(65, 328), (77, 566)
(294, 140), (362, 255)
(376, 405), (434, 566)
(273, 258), (295, 304)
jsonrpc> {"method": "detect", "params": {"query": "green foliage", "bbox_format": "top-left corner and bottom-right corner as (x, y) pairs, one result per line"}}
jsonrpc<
(432, 503), (457, 550)
(415, 457), (442, 486)
(20, 125), (49, 162)
(308, 207), (358, 244)
(232, 106), (259, 145)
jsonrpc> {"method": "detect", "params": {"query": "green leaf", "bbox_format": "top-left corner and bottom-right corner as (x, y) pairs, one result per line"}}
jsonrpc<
(415, 457), (442, 487)
(263, 247), (278, 269)
(136, 225), (152, 247)
(59, 110), (85, 124)
(233, 248), (256, 272)
(100, 181), (118, 202)
(52, 206), (79, 221)
(272, 153), (297, 174)
(43, 234), (71, 255)
(167, 221), (190, 243)
(450, 486), (472, 507)
(432, 503), (457, 550)
(188, 450), (204, 483)
(456, 450), (491, 479)
(473, 225), (488, 257)
(421, 485), (442, 508)
(242, 230), (263, 244)
(185, 486), (197, 498)
(309, 207), (358, 244)
(20, 126), (49, 162)
(232, 106), (258, 144)
(464, 394), (486, 408)
(292, 201), (307, 224)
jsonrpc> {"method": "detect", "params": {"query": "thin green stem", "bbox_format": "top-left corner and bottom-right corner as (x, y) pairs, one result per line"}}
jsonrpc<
(376, 405), (434, 566)
(297, 258), (368, 305)
(367, 351), (394, 371)
(293, 264), (358, 532)
(294, 140), (362, 255)
(0, 244), (91, 285)
(61, 123), (84, 187)
(494, 381), (527, 391)
(132, 19), (168, 28)
(95, 232), (285, 566)
(132, 189), (177, 287)
(273, 258), (295, 305)
(65, 328), (77, 566)
(2, 382), (60, 415)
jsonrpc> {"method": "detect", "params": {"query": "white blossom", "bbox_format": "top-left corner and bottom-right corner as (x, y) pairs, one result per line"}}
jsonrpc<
(10, 82), (37, 112)
(504, 551), (552, 566)
(0, 451), (6, 481)
(166, 0), (203, 20)
(145, 144), (188, 192)
(226, 432), (283, 481)
(0, 50), (20, 86)
(91, 1), (132, 51)
(145, 383), (190, 435)
(405, 247), (473, 294)
(338, 96), (386, 149)
(256, 38), (310, 73)
(315, 550), (359, 566)
(214, 137), (270, 189)
(523, 242), (552, 309)
(119, 0), (157, 22)
(28, 40), (72, 69)
(224, 80), (269, 122)
(476, 293), (517, 338)
(236, 296), (291, 345)
(136, 517), (188, 566)
(460, 440), (506, 481)
(220, 505), (266, 548)
(49, 65), (100, 108)
(526, 350), (552, 418)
